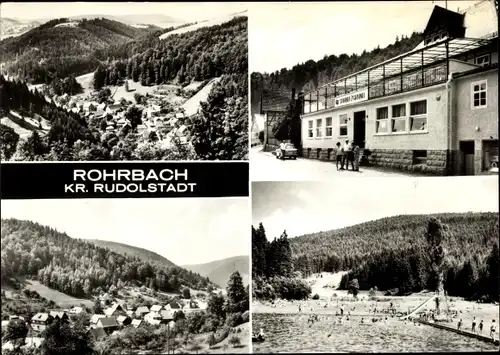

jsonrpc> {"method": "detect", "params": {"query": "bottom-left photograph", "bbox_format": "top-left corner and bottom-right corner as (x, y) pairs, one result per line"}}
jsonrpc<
(0, 198), (250, 354)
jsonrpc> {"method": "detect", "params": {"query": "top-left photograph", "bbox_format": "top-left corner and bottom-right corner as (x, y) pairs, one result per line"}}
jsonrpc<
(0, 2), (248, 161)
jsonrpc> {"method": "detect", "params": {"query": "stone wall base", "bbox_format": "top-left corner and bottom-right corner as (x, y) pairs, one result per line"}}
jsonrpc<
(299, 148), (451, 175)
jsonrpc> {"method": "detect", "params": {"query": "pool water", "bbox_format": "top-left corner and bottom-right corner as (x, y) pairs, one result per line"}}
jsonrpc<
(253, 313), (499, 353)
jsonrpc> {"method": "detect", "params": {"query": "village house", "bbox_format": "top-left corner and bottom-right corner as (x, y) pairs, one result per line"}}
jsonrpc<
(131, 319), (143, 328)
(144, 312), (163, 325)
(90, 314), (106, 327)
(88, 327), (107, 341)
(144, 310), (173, 325)
(21, 337), (44, 350)
(104, 303), (127, 317)
(160, 310), (174, 322)
(99, 293), (113, 306)
(49, 311), (69, 322)
(116, 315), (132, 326)
(31, 313), (53, 332)
(134, 306), (150, 318)
(150, 305), (163, 313)
(96, 317), (119, 335)
(183, 300), (201, 312)
(165, 300), (183, 312)
(70, 306), (84, 314)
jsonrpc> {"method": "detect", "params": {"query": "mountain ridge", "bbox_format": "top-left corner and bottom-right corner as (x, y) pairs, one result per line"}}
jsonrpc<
(182, 255), (249, 288)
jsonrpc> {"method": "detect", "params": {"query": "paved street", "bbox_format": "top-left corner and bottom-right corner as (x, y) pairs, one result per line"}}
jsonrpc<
(250, 146), (416, 181)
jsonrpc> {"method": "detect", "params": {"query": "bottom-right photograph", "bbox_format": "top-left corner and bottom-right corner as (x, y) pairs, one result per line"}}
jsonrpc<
(251, 177), (499, 353)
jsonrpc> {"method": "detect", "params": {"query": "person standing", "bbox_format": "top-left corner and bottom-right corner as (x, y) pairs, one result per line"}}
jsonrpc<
(335, 142), (344, 170)
(490, 319), (496, 340)
(458, 319), (463, 330)
(479, 320), (484, 333)
(279, 141), (286, 159)
(472, 317), (477, 333)
(352, 142), (360, 171)
(343, 140), (351, 170)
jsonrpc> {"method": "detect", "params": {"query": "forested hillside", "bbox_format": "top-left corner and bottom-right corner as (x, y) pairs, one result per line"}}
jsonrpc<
(0, 75), (96, 160)
(267, 212), (498, 301)
(1, 219), (214, 298)
(96, 16), (247, 87)
(89, 239), (177, 268)
(0, 18), (160, 84)
(250, 32), (423, 113)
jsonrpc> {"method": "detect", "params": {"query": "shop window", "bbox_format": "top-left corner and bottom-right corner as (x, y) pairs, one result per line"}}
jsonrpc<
(410, 100), (427, 131)
(308, 120), (313, 138)
(376, 107), (388, 133)
(391, 104), (406, 133)
(325, 117), (333, 137)
(316, 118), (323, 138)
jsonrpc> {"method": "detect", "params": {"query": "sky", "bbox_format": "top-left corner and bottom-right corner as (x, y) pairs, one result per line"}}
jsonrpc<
(249, 1), (479, 73)
(252, 177), (499, 240)
(1, 197), (250, 266)
(0, 2), (247, 23)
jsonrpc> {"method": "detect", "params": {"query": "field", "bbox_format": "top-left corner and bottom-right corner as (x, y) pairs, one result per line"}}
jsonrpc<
(253, 272), (499, 352)
(180, 322), (250, 354)
(23, 280), (93, 308)
(1, 111), (51, 139)
(181, 77), (221, 116)
(74, 72), (187, 105)
(158, 12), (245, 40)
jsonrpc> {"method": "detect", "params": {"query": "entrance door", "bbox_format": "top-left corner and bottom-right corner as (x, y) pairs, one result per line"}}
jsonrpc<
(353, 111), (366, 148)
(460, 141), (475, 175)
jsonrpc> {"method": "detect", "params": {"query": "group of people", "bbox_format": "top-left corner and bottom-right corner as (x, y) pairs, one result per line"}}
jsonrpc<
(458, 318), (496, 340)
(335, 140), (360, 171)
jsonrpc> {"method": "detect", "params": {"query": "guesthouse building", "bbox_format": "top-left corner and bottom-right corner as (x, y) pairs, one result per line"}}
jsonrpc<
(298, 1), (498, 175)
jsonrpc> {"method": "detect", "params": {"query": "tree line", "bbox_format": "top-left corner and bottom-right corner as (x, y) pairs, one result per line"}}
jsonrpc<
(284, 213), (498, 301)
(93, 16), (247, 89)
(1, 218), (213, 298)
(252, 223), (311, 300)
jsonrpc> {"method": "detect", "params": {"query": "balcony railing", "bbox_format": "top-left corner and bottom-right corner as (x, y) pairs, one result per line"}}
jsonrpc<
(299, 37), (493, 115)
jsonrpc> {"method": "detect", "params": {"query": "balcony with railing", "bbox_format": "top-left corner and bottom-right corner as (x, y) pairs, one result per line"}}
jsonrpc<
(300, 36), (493, 115)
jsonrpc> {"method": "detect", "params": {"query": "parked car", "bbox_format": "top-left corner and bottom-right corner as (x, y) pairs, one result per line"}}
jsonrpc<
(276, 143), (298, 160)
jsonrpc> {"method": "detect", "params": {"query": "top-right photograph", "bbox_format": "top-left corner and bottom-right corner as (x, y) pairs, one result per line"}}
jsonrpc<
(250, 0), (499, 181)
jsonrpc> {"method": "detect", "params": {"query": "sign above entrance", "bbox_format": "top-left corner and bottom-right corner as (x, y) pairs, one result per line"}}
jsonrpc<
(334, 89), (368, 108)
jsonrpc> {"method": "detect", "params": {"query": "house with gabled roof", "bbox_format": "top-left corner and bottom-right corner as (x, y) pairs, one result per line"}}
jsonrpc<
(165, 300), (182, 311)
(134, 306), (150, 318)
(31, 313), (53, 332)
(104, 303), (126, 317)
(96, 317), (119, 334)
(88, 327), (107, 340)
(131, 319), (142, 328)
(21, 337), (44, 350)
(70, 306), (84, 314)
(99, 293), (112, 306)
(49, 311), (69, 321)
(90, 314), (106, 326)
(150, 305), (163, 312)
(116, 315), (132, 326)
